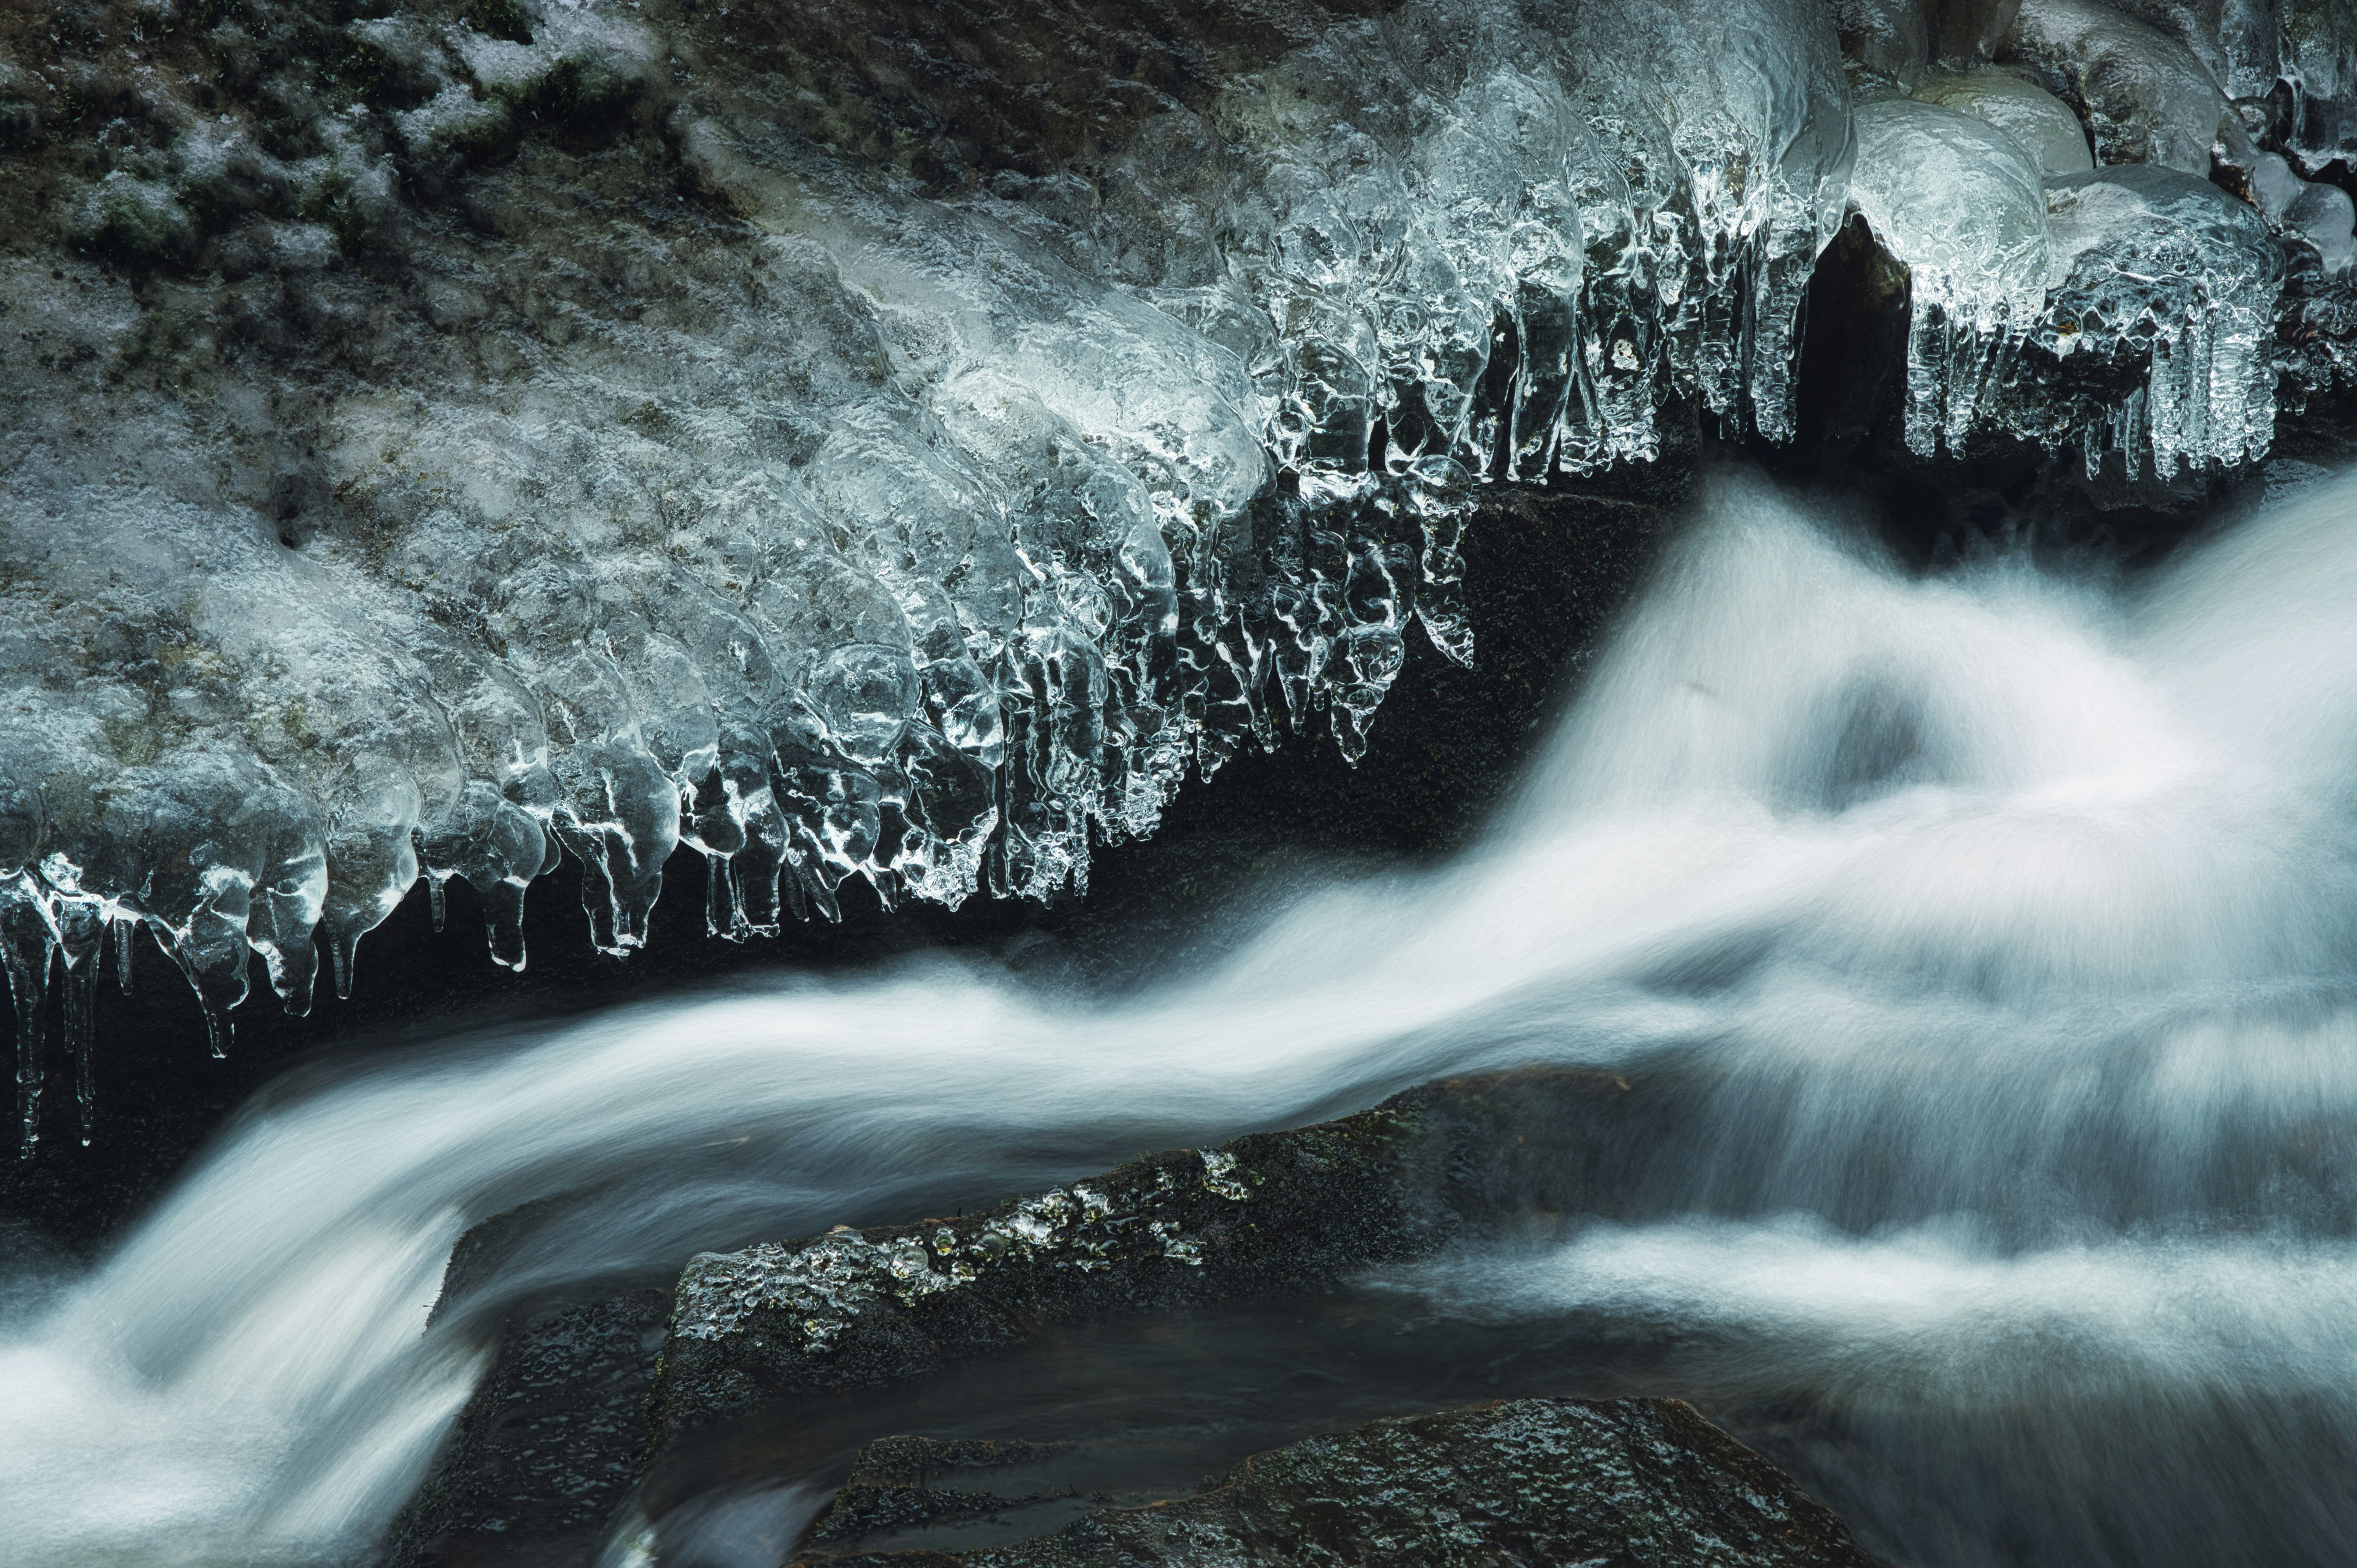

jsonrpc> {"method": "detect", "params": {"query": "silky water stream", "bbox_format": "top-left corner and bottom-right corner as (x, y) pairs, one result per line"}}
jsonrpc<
(7, 471), (2357, 1568)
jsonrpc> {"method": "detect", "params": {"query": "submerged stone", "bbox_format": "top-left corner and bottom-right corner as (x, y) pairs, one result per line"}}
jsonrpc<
(787, 1399), (1880, 1567)
(383, 1288), (674, 1568)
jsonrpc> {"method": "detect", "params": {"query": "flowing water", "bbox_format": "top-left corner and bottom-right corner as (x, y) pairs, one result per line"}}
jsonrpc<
(7, 469), (2357, 1567)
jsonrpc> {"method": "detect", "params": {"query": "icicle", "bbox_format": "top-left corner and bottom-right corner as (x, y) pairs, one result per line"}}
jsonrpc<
(267, 927), (318, 1019)
(705, 853), (744, 941)
(1902, 307), (1948, 459)
(737, 808), (788, 937)
(115, 913), (136, 993)
(579, 840), (621, 954)
(2117, 389), (2148, 481)
(152, 924), (247, 1060)
(483, 879), (529, 972)
(616, 855), (663, 950)
(1413, 490), (1474, 669)
(795, 857), (840, 924)
(3, 875), (59, 1161)
(201, 1003), (233, 1059)
(428, 873), (448, 933)
(55, 902), (103, 1147)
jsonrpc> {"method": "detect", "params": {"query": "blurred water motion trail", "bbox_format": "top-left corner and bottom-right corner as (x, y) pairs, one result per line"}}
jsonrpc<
(8, 470), (2357, 1567)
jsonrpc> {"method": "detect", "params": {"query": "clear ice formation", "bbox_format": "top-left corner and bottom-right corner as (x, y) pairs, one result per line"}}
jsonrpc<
(1911, 68), (2099, 173)
(1848, 99), (2055, 455)
(2035, 165), (2287, 474)
(3, 0), (2357, 1150)
(1849, 95), (2284, 463)
(2004, 0), (2248, 172)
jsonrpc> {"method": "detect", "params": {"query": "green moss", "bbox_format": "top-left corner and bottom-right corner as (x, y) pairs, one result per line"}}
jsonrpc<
(299, 167), (375, 253)
(101, 713), (164, 768)
(74, 173), (196, 270)
(458, 0), (535, 45)
(499, 54), (643, 138)
(318, 31), (400, 106)
(447, 100), (517, 159)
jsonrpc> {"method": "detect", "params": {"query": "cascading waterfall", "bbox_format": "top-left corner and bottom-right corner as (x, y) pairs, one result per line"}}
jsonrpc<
(6, 467), (2357, 1567)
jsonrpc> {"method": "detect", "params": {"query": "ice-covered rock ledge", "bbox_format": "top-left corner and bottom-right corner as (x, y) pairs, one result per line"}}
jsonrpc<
(1, 0), (2354, 1150)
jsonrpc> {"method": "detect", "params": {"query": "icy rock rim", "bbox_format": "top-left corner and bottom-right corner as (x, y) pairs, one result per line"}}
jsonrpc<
(3, 0), (2357, 1154)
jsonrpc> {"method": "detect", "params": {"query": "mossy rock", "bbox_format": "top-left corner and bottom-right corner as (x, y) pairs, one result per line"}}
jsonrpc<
(73, 173), (196, 269)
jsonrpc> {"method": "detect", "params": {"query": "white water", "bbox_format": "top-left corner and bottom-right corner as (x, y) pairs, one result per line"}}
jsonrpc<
(7, 469), (2357, 1566)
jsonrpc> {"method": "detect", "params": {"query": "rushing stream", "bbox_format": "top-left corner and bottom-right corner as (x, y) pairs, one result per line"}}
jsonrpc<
(7, 470), (2357, 1567)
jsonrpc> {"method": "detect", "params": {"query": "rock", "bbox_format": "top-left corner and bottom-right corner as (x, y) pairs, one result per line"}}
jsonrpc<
(70, 170), (195, 267)
(382, 1287), (674, 1568)
(787, 1399), (1882, 1567)
(0, 0), (1853, 1115)
(646, 1068), (1659, 1445)
(383, 1065), (1684, 1565)
(801, 1435), (1083, 1554)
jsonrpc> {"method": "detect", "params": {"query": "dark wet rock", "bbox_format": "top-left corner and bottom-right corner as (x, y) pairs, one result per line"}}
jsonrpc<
(384, 1065), (1682, 1565)
(385, 1062), (1679, 1564)
(383, 1285), (673, 1568)
(803, 1436), (1082, 1554)
(788, 1399), (1881, 1568)
(646, 1069), (1651, 1445)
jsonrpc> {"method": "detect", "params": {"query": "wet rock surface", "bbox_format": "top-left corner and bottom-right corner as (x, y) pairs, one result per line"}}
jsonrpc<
(788, 1399), (1880, 1568)
(384, 1288), (673, 1568)
(798, 1435), (1087, 1559)
(388, 1065), (1685, 1566)
(646, 1067), (1651, 1442)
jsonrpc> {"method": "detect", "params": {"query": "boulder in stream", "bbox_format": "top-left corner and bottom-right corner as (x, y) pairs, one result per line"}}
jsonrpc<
(646, 1068), (1660, 1444)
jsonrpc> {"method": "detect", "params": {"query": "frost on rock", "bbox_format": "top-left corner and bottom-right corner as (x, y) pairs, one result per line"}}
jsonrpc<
(672, 1150), (1253, 1347)
(1849, 99), (2055, 454)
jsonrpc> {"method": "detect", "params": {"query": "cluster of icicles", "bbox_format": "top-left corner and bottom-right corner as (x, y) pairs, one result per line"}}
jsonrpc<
(4, 0), (2353, 1159)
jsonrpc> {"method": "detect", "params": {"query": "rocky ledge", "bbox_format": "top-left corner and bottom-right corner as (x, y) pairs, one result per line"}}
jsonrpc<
(387, 1066), (1711, 1565)
(643, 1066), (1654, 1443)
